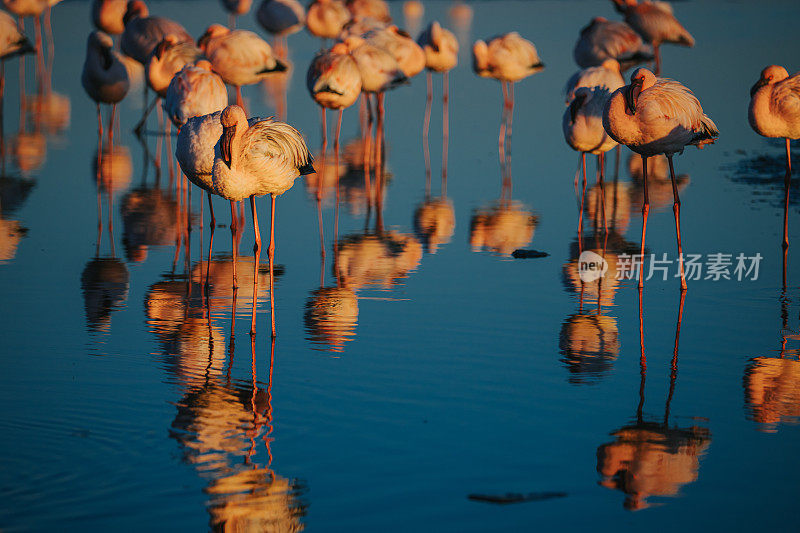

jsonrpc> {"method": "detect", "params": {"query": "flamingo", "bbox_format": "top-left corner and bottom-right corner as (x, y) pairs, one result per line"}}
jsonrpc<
(198, 24), (287, 113)
(2, 0), (46, 90)
(120, 1), (192, 64)
(748, 65), (800, 287)
(603, 68), (717, 289)
(342, 34), (406, 203)
(573, 17), (653, 71)
(169, 61), (229, 284)
(307, 42), (362, 253)
(473, 32), (543, 164)
(220, 0), (252, 29)
(610, 0), (694, 76)
(135, 35), (203, 134)
(418, 21), (458, 185)
(211, 105), (314, 336)
(402, 0), (423, 36)
(82, 30), (130, 151)
(91, 0), (127, 36)
(256, 0), (305, 58)
(306, 0), (350, 43)
(564, 64), (623, 235)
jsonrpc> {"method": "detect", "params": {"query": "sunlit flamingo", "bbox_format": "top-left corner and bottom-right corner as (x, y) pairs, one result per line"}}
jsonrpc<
(610, 0), (693, 76)
(91, 0), (127, 35)
(306, 0), (350, 43)
(418, 21), (458, 185)
(337, 15), (386, 40)
(220, 0), (252, 29)
(364, 25), (425, 80)
(198, 24), (287, 113)
(345, 0), (390, 23)
(211, 105), (314, 336)
(603, 68), (717, 289)
(82, 30), (130, 150)
(473, 32), (544, 164)
(749, 65), (800, 287)
(573, 17), (653, 71)
(169, 62), (229, 283)
(256, 0), (305, 58)
(307, 42), (362, 254)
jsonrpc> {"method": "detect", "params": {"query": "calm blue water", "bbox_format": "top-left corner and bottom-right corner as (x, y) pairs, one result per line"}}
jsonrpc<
(1, 0), (799, 530)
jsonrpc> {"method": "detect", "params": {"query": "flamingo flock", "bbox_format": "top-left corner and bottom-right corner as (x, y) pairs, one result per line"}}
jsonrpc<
(0, 0), (795, 338)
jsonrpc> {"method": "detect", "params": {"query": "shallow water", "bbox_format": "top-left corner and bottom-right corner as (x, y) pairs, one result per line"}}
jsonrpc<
(1, 0), (800, 530)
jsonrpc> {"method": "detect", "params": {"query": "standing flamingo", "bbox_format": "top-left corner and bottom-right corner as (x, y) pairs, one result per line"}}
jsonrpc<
(220, 0), (252, 29)
(603, 68), (717, 289)
(211, 105), (314, 336)
(306, 0), (350, 44)
(198, 24), (287, 113)
(610, 0), (693, 76)
(169, 61), (229, 285)
(748, 65), (800, 287)
(473, 32), (543, 164)
(573, 17), (653, 71)
(307, 43), (362, 254)
(256, 0), (305, 58)
(418, 21), (458, 185)
(120, 0), (192, 64)
(82, 30), (130, 150)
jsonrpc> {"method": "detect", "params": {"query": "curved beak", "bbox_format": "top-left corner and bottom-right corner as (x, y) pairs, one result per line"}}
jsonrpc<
(625, 79), (643, 115)
(220, 125), (235, 167)
(750, 77), (768, 97)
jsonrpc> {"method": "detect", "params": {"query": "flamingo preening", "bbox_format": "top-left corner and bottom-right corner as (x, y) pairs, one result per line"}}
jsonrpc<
(603, 68), (717, 289)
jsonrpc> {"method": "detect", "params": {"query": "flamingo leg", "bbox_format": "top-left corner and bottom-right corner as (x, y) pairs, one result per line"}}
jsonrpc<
(665, 289), (686, 425)
(250, 195), (261, 336)
(423, 70), (432, 197)
(236, 86), (245, 114)
(0, 60), (4, 175)
(442, 70), (449, 195)
(229, 13), (236, 29)
(666, 155), (686, 290)
(268, 194), (277, 338)
(33, 14), (43, 94)
(578, 152), (586, 243)
(230, 200), (239, 289)
(506, 82), (514, 169)
(108, 104), (116, 150)
(206, 192), (215, 288)
(363, 92), (373, 206)
(499, 81), (507, 167)
(96, 103), (103, 158)
(134, 95), (159, 136)
(783, 138), (791, 289)
(334, 108), (342, 245)
(598, 152), (607, 235)
(639, 155), (650, 289)
(375, 92), (385, 200)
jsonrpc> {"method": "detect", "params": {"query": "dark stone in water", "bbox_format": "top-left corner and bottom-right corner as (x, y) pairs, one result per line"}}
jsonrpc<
(467, 491), (568, 504)
(512, 249), (549, 259)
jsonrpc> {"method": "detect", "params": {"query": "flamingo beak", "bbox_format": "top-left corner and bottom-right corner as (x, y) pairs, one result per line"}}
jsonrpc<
(625, 79), (642, 115)
(221, 125), (235, 167)
(750, 77), (768, 97)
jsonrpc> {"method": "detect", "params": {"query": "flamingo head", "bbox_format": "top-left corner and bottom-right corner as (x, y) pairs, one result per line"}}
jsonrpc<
(220, 105), (246, 168)
(123, 0), (148, 25)
(198, 24), (229, 51)
(194, 59), (213, 71)
(751, 65), (789, 96)
(625, 68), (655, 114)
(153, 35), (178, 60)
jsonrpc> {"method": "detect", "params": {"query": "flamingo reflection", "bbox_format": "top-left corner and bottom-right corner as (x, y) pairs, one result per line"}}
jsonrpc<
(120, 184), (179, 262)
(597, 290), (711, 510)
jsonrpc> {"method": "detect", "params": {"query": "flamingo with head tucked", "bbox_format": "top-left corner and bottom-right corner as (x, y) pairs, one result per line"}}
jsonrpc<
(211, 105), (314, 336)
(82, 30), (130, 150)
(603, 67), (717, 289)
(610, 0), (693, 76)
(574, 17), (653, 71)
(749, 65), (800, 286)
(198, 24), (287, 113)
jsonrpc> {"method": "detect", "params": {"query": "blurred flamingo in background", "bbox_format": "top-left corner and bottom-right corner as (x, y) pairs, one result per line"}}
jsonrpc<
(306, 0), (350, 46)
(573, 17), (653, 71)
(256, 0), (305, 59)
(220, 0), (252, 29)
